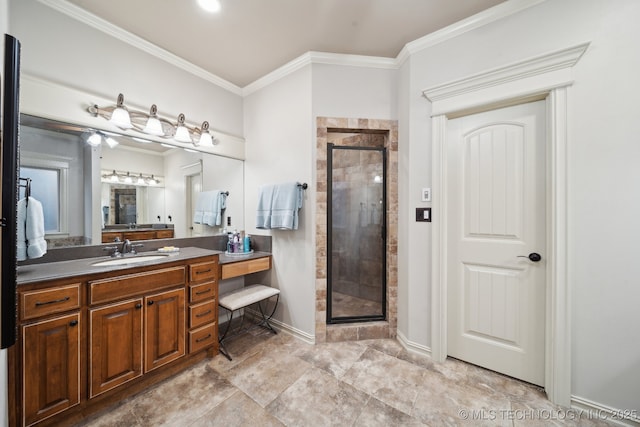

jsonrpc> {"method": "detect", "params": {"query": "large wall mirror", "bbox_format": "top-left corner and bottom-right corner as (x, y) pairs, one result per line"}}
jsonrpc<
(20, 114), (244, 248)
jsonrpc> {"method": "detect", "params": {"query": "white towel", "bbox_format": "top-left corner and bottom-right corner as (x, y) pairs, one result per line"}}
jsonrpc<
(256, 182), (303, 230)
(194, 190), (227, 226)
(17, 197), (47, 261)
(256, 184), (276, 230)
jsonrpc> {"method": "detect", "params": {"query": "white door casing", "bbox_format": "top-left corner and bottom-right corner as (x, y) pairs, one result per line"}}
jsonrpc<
(424, 42), (589, 406)
(447, 101), (546, 386)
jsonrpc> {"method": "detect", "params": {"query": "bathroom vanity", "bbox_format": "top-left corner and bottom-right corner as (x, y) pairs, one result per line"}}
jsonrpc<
(9, 247), (219, 427)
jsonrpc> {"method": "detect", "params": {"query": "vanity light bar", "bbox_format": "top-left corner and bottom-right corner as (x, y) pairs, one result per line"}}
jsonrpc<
(87, 93), (219, 148)
(100, 169), (163, 186)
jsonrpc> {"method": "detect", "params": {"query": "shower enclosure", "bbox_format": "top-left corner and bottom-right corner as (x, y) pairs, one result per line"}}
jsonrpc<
(327, 138), (386, 323)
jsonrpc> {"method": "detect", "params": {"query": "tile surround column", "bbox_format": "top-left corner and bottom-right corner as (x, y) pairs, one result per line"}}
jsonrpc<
(315, 117), (398, 343)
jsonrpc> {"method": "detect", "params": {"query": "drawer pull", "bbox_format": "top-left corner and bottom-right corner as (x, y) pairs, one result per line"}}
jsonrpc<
(69, 320), (78, 327)
(196, 269), (212, 274)
(196, 333), (212, 343)
(196, 310), (212, 318)
(195, 288), (211, 295)
(35, 296), (70, 306)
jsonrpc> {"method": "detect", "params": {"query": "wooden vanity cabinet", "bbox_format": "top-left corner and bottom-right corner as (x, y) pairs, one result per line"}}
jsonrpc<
(89, 299), (143, 397)
(88, 267), (186, 397)
(16, 281), (82, 427)
(187, 260), (218, 354)
(11, 253), (219, 427)
(144, 288), (185, 372)
(22, 312), (80, 427)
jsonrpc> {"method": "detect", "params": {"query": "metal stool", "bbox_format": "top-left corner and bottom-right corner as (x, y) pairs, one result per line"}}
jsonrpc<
(218, 284), (280, 360)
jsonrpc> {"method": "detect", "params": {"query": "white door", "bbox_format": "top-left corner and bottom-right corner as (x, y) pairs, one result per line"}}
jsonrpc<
(187, 173), (202, 237)
(447, 101), (546, 386)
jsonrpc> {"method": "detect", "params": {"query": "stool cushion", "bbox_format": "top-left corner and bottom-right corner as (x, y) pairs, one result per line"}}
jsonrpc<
(219, 284), (280, 311)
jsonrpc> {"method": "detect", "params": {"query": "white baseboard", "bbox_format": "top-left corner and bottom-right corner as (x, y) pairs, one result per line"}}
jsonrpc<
(396, 330), (432, 358)
(571, 396), (639, 426)
(244, 308), (315, 345)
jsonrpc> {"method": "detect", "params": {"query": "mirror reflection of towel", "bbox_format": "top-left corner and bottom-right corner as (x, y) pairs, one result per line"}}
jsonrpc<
(17, 197), (47, 261)
(194, 190), (227, 226)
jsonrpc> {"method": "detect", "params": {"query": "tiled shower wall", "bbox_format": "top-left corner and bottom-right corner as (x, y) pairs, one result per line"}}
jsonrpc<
(315, 117), (398, 343)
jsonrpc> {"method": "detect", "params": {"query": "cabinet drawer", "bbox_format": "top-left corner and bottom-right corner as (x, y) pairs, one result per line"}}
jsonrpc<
(102, 232), (123, 243)
(20, 284), (81, 321)
(189, 261), (217, 283)
(189, 281), (216, 303)
(188, 323), (217, 354)
(89, 266), (185, 305)
(123, 231), (156, 241)
(155, 229), (174, 239)
(189, 300), (216, 329)
(220, 256), (271, 279)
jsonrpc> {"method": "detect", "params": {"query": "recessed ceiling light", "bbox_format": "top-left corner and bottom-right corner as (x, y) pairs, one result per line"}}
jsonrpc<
(197, 0), (221, 13)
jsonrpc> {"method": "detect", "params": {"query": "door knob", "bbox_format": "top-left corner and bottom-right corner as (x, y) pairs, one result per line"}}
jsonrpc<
(518, 252), (542, 262)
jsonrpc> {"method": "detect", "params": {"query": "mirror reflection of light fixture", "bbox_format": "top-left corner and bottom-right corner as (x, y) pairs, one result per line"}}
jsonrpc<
(88, 94), (220, 150)
(109, 93), (133, 129)
(143, 104), (164, 136)
(87, 133), (102, 147)
(174, 113), (192, 143)
(101, 170), (162, 187)
(104, 136), (119, 148)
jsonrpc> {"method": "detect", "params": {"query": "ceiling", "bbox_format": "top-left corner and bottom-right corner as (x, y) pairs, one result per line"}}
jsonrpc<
(64, 0), (506, 88)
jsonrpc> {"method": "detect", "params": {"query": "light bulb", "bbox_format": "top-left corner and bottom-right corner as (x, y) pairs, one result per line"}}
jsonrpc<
(105, 137), (119, 148)
(143, 104), (164, 136)
(174, 113), (192, 143)
(109, 94), (133, 129)
(87, 133), (102, 146)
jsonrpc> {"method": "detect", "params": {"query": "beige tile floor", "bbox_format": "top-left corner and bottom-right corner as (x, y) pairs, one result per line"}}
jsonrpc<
(76, 327), (614, 427)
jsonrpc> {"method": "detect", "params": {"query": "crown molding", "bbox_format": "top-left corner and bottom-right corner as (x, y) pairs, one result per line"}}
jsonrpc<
(397, 0), (548, 67)
(37, 0), (243, 96)
(38, 0), (550, 97)
(242, 51), (396, 96)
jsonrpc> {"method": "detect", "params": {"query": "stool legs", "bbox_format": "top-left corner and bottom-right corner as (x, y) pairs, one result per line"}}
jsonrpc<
(218, 294), (280, 361)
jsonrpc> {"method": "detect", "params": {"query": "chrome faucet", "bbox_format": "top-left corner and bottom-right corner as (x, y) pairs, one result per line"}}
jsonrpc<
(121, 239), (144, 255)
(121, 239), (132, 254)
(103, 245), (121, 258)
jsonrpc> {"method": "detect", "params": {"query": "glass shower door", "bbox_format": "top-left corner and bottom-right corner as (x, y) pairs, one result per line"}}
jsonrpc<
(327, 143), (386, 323)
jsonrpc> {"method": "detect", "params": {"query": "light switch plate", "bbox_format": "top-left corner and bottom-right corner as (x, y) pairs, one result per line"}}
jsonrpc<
(421, 188), (431, 202)
(416, 207), (431, 222)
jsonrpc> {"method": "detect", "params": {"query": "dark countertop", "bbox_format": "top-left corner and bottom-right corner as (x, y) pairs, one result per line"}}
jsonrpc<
(218, 251), (272, 264)
(17, 247), (273, 285)
(17, 247), (221, 285)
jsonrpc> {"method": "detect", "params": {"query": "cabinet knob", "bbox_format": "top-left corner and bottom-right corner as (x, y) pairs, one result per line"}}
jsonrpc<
(135, 303), (142, 309)
(147, 300), (154, 306)
(69, 320), (78, 327)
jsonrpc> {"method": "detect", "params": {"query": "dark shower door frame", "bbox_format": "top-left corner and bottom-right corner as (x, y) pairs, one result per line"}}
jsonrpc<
(327, 143), (387, 324)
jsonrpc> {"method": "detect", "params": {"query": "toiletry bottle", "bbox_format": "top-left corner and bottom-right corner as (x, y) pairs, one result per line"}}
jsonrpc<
(244, 234), (250, 253)
(227, 234), (232, 253)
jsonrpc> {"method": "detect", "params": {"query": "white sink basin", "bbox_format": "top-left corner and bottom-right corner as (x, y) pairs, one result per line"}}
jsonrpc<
(92, 254), (171, 267)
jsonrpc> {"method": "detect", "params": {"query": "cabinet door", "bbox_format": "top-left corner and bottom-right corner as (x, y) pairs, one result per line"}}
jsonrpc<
(90, 299), (143, 398)
(23, 313), (80, 426)
(144, 288), (185, 372)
